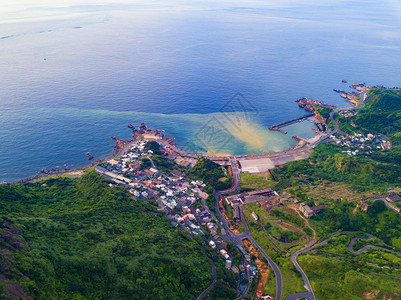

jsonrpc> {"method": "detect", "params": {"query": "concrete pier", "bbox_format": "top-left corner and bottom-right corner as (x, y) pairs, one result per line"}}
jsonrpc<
(269, 113), (315, 133)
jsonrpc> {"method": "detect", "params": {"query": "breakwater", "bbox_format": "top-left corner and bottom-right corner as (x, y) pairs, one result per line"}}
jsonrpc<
(268, 114), (315, 134)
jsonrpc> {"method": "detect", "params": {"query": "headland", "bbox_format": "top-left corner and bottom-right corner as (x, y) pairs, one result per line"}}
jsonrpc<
(3, 82), (379, 184)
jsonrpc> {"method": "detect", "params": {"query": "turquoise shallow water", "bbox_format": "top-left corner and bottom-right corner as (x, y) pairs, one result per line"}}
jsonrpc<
(1, 0), (401, 182)
(0, 107), (316, 181)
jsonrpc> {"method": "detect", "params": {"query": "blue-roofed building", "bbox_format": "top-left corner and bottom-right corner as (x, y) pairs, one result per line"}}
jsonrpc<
(95, 166), (107, 174)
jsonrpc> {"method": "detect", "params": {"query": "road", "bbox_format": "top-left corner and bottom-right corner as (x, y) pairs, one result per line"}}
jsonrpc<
(287, 229), (400, 300)
(287, 251), (316, 300)
(371, 197), (401, 215)
(329, 90), (367, 134)
(247, 235), (283, 300)
(348, 233), (401, 256)
(196, 247), (217, 300)
(212, 158), (283, 300)
(286, 231), (360, 300)
(228, 157), (241, 192)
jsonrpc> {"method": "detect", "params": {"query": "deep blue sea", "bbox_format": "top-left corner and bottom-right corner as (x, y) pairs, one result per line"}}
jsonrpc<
(1, 0), (401, 182)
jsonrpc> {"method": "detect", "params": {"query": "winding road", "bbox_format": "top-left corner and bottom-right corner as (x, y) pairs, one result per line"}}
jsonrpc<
(329, 90), (367, 134)
(192, 90), (370, 300)
(348, 233), (401, 256)
(287, 230), (401, 300)
(212, 159), (284, 300)
(196, 247), (217, 300)
(284, 90), (370, 300)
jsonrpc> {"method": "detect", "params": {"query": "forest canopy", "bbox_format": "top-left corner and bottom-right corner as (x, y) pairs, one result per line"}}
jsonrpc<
(0, 172), (211, 299)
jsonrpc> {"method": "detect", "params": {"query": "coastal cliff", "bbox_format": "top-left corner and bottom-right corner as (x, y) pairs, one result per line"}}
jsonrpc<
(296, 98), (335, 125)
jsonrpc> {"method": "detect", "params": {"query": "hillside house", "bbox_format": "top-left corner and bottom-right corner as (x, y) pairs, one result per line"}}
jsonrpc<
(299, 203), (314, 218)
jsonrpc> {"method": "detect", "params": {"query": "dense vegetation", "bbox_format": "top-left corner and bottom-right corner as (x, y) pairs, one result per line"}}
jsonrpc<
(260, 89), (401, 298)
(310, 200), (401, 249)
(316, 106), (332, 120)
(297, 232), (401, 299)
(0, 172), (212, 299)
(142, 141), (177, 172)
(190, 157), (232, 190)
(140, 157), (152, 170)
(299, 253), (401, 299)
(274, 143), (401, 192)
(363, 88), (401, 112)
(143, 141), (162, 155)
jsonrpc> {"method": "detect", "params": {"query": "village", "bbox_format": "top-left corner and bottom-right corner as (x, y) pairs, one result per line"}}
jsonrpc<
(93, 127), (336, 300)
(90, 99), (401, 300)
(94, 137), (270, 296)
(329, 132), (392, 156)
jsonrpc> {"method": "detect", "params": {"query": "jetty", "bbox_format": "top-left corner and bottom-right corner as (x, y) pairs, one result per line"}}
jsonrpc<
(269, 114), (314, 134)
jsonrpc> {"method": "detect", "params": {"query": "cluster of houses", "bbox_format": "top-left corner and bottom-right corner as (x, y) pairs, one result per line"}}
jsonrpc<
(95, 139), (244, 269)
(330, 133), (391, 156)
(169, 208), (237, 264)
(95, 140), (209, 209)
(95, 138), (266, 281)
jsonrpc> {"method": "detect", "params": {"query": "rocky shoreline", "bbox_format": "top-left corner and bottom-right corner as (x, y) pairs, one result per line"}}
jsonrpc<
(1, 82), (378, 185)
(2, 137), (134, 185)
(295, 82), (371, 130)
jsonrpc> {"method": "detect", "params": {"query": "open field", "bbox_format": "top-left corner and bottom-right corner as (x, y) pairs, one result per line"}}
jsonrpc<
(286, 181), (383, 204)
(240, 173), (274, 190)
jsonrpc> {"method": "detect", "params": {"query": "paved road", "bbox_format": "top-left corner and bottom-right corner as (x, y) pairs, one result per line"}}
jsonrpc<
(213, 158), (283, 300)
(287, 229), (399, 300)
(329, 90), (367, 134)
(348, 233), (401, 256)
(288, 251), (316, 300)
(247, 235), (283, 300)
(286, 231), (361, 300)
(371, 197), (401, 215)
(196, 247), (217, 300)
(286, 292), (316, 300)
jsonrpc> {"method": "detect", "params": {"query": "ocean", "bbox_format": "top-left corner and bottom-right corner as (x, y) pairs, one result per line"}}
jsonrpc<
(1, 0), (401, 182)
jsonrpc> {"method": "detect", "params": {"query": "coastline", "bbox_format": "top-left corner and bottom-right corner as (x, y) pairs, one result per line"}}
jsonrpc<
(2, 82), (372, 185)
(2, 139), (135, 185)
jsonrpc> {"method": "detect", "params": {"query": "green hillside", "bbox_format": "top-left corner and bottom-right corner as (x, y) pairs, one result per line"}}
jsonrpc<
(268, 88), (401, 299)
(364, 89), (401, 112)
(274, 143), (401, 191)
(347, 88), (401, 164)
(0, 172), (211, 299)
(190, 157), (231, 190)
